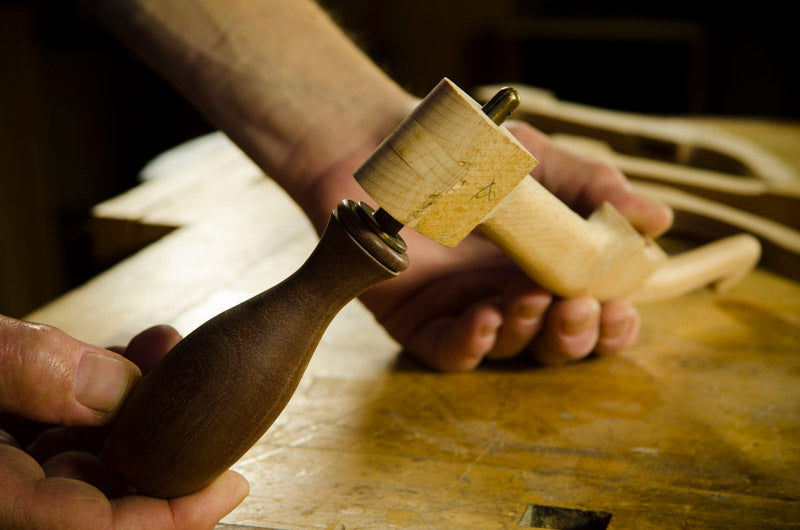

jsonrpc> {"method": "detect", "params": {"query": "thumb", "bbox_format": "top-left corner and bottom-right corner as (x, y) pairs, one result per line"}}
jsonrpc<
(0, 314), (141, 426)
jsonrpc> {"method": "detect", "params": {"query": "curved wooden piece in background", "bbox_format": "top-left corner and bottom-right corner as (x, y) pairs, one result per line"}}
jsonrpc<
(359, 79), (761, 302)
(474, 84), (799, 183)
(550, 133), (800, 232)
(550, 134), (799, 280)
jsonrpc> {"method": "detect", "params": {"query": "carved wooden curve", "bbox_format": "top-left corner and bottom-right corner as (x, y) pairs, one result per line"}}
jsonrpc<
(358, 78), (761, 302)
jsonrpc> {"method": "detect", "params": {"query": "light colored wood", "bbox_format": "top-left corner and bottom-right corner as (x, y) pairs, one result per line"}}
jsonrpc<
(91, 133), (268, 266)
(549, 134), (799, 280)
(358, 79), (759, 302)
(474, 84), (799, 184)
(481, 177), (762, 300)
(354, 78), (538, 247)
(631, 233), (761, 303)
(479, 177), (667, 299)
(26, 118), (800, 527)
(473, 85), (800, 277)
(635, 182), (800, 280)
(550, 133), (800, 232)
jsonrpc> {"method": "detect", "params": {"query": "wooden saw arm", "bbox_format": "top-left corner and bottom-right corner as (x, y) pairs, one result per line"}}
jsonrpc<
(356, 78), (762, 302)
(550, 134), (800, 280)
(478, 173), (761, 302)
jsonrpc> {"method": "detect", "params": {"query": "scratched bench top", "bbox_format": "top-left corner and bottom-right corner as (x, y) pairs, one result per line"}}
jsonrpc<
(28, 121), (800, 528)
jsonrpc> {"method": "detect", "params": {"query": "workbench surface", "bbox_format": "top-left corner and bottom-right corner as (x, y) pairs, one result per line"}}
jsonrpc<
(27, 119), (800, 529)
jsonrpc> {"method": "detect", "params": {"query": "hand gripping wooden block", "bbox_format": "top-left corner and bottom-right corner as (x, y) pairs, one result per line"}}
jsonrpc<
(355, 78), (538, 248)
(355, 78), (760, 301)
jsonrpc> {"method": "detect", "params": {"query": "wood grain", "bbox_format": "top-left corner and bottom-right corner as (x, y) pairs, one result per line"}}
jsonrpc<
(26, 117), (800, 528)
(474, 84), (799, 183)
(106, 201), (407, 498)
(355, 78), (538, 247)
(480, 177), (667, 299)
(358, 79), (759, 302)
(549, 133), (800, 232)
(549, 133), (800, 280)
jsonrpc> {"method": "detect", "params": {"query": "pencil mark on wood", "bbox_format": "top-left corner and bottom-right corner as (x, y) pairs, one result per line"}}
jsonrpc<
(473, 180), (497, 202)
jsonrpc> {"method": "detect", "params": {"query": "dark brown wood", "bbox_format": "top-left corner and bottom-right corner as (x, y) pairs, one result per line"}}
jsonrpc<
(106, 201), (407, 498)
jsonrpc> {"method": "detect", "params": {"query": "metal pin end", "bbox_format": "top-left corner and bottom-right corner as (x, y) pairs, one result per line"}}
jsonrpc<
(481, 87), (520, 126)
(356, 202), (407, 253)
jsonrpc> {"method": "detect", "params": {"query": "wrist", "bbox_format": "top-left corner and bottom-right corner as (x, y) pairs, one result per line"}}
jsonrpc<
(286, 92), (418, 233)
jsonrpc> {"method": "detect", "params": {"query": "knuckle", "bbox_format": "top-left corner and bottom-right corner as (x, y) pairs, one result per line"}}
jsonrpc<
(0, 316), (75, 416)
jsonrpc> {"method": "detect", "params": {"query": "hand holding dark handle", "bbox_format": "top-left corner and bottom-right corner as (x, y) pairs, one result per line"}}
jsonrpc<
(105, 82), (523, 499)
(106, 201), (408, 498)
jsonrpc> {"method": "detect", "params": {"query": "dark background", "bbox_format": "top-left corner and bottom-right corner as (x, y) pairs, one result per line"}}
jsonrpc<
(1, 0), (798, 317)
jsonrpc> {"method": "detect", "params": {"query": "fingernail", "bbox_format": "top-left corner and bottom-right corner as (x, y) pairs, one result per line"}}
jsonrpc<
(74, 353), (136, 412)
(515, 299), (548, 321)
(560, 302), (600, 337)
(602, 317), (631, 339)
(561, 316), (593, 337)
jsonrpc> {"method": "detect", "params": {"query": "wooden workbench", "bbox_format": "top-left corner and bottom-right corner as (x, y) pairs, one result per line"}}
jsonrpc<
(27, 120), (800, 528)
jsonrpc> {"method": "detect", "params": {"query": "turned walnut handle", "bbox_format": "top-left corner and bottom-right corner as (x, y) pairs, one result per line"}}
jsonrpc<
(106, 201), (407, 498)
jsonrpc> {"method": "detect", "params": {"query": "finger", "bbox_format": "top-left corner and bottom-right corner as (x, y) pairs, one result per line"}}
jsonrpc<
(0, 427), (20, 448)
(111, 470), (250, 530)
(0, 315), (142, 426)
(26, 427), (84, 463)
(529, 298), (601, 364)
(608, 189), (674, 237)
(577, 167), (673, 237)
(507, 121), (673, 236)
(1, 442), (249, 529)
(561, 156), (673, 237)
(485, 281), (551, 360)
(595, 300), (640, 355)
(0, 442), (109, 528)
(406, 301), (503, 371)
(166, 470), (250, 529)
(42, 450), (127, 498)
(375, 265), (510, 345)
(123, 325), (183, 375)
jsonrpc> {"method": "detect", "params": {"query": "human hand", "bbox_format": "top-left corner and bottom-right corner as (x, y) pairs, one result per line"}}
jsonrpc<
(354, 121), (674, 370)
(0, 315), (249, 529)
(89, 0), (671, 370)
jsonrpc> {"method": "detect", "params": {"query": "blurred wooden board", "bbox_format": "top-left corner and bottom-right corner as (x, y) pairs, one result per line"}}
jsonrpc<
(27, 123), (800, 528)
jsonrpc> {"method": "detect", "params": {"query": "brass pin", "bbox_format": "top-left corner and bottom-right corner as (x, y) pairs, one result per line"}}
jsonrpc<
(481, 86), (520, 126)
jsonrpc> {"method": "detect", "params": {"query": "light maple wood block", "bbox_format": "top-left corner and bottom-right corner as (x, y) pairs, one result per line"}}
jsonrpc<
(357, 78), (759, 301)
(480, 177), (667, 299)
(355, 78), (538, 247)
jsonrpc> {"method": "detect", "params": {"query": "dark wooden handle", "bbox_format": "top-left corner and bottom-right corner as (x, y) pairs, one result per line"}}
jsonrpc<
(106, 201), (407, 498)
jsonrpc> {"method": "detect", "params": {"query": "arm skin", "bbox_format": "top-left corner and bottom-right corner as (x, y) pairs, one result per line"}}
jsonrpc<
(1, 2), (672, 527)
(86, 0), (671, 370)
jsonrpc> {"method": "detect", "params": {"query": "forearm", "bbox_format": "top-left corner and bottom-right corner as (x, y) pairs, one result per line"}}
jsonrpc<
(89, 0), (414, 227)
